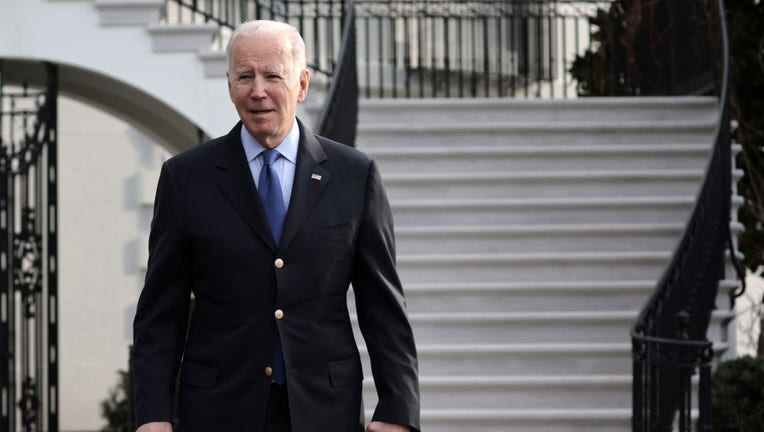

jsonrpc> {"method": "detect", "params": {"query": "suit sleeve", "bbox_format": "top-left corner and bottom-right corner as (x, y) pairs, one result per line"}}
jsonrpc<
(132, 162), (192, 427)
(351, 160), (421, 431)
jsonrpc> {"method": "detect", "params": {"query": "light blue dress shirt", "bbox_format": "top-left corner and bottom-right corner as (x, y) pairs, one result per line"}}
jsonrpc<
(241, 120), (299, 210)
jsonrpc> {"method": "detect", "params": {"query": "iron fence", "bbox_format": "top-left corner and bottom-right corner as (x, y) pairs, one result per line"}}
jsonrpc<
(0, 61), (59, 432)
(162, 1), (616, 98)
(353, 0), (610, 98)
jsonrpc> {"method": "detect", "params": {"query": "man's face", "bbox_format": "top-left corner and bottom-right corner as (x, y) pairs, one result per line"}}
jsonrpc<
(227, 32), (309, 149)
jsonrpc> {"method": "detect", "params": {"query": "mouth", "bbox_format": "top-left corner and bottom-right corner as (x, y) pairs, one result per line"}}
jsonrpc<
(248, 108), (274, 115)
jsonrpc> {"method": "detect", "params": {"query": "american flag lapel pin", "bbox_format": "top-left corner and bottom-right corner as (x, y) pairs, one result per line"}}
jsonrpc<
(311, 173), (322, 181)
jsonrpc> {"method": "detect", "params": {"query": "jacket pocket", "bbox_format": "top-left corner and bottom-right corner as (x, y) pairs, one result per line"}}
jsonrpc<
(180, 360), (218, 389)
(311, 222), (352, 240)
(328, 357), (363, 388)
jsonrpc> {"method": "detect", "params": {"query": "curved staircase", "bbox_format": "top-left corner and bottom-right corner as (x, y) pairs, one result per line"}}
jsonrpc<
(353, 97), (741, 432)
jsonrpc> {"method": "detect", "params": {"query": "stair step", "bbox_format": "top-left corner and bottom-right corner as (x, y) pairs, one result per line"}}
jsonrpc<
(396, 251), (671, 283)
(386, 280), (656, 312)
(146, 23), (217, 52)
(383, 169), (704, 200)
(352, 310), (734, 344)
(363, 375), (632, 410)
(351, 279), (739, 314)
(359, 96), (718, 125)
(414, 408), (631, 432)
(391, 196), (700, 226)
(94, 0), (163, 26)
(367, 311), (640, 344)
(369, 143), (711, 173)
(358, 120), (716, 148)
(199, 49), (227, 78)
(359, 343), (633, 375)
(357, 342), (729, 376)
(395, 223), (683, 254)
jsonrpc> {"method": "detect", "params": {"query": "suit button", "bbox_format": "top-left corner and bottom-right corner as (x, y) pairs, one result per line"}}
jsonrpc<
(274, 309), (284, 320)
(265, 367), (273, 377)
(274, 258), (284, 268)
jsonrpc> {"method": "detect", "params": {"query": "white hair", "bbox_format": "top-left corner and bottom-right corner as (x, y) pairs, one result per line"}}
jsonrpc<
(226, 20), (307, 76)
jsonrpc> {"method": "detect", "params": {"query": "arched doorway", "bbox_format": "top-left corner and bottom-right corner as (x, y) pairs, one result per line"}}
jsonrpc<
(0, 59), (208, 432)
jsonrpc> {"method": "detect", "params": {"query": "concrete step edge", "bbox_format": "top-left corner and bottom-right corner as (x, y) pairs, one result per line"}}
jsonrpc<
(353, 310), (734, 322)
(358, 119), (716, 132)
(392, 195), (742, 209)
(95, 0), (165, 4)
(364, 342), (632, 354)
(396, 222), (684, 235)
(146, 22), (218, 32)
(360, 95), (718, 105)
(367, 143), (712, 156)
(392, 195), (699, 209)
(358, 341), (730, 355)
(367, 374), (632, 386)
(402, 280), (656, 291)
(384, 169), (705, 182)
(418, 407), (631, 420)
(398, 250), (672, 263)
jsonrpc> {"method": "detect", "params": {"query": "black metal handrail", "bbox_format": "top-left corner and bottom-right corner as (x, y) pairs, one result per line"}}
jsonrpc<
(630, 0), (731, 430)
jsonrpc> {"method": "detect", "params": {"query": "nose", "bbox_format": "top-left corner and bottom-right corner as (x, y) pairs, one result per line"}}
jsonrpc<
(249, 77), (266, 98)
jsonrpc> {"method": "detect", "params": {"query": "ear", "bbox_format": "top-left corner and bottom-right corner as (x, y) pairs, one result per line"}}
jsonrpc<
(226, 72), (235, 103)
(297, 69), (310, 103)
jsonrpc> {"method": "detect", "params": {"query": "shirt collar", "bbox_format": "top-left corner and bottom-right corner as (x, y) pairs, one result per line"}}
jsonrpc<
(240, 120), (300, 164)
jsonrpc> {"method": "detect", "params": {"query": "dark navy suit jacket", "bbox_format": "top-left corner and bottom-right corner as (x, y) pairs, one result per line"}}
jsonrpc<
(132, 121), (420, 432)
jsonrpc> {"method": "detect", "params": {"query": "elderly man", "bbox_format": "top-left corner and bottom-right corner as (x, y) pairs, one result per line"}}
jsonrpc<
(132, 20), (420, 432)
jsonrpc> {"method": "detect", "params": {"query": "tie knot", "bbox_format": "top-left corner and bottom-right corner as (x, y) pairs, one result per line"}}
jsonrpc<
(262, 149), (280, 166)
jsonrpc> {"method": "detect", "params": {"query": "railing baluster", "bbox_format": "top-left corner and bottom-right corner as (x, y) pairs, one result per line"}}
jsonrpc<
(378, 15), (384, 98)
(496, 14), (503, 97)
(457, 13), (464, 98)
(482, 7), (487, 97)
(390, 14), (398, 98)
(547, 8), (554, 98)
(364, 15), (371, 98)
(430, 14), (437, 97)
(417, 12), (423, 98)
(470, 14), (477, 97)
(561, 15), (567, 98)
(509, 11), (515, 97)
(443, 15), (450, 98)
(403, 15), (411, 98)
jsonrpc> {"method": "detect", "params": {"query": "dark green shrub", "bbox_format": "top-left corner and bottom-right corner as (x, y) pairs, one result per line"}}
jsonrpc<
(100, 369), (131, 432)
(711, 355), (764, 431)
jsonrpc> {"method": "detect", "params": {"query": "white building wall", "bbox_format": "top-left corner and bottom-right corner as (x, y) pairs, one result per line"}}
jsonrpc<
(58, 95), (166, 431)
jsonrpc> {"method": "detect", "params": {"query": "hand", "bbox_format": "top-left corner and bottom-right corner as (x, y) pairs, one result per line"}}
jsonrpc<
(365, 421), (410, 432)
(136, 422), (173, 432)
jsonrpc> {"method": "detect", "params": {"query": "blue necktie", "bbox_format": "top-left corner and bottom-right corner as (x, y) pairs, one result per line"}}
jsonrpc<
(258, 149), (287, 385)
(258, 149), (286, 247)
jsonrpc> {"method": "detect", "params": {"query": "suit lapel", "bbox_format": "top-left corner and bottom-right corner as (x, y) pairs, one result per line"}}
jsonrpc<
(215, 123), (276, 251)
(280, 121), (329, 252)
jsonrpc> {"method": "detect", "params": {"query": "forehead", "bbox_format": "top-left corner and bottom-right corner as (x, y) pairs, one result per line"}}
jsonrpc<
(230, 33), (292, 68)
